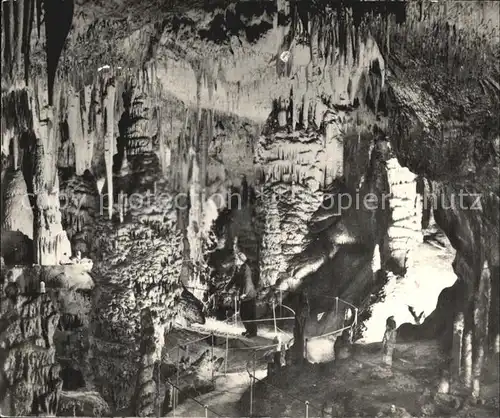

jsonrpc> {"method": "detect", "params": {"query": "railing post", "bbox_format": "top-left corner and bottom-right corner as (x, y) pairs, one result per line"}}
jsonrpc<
(249, 373), (254, 417)
(234, 295), (238, 327)
(305, 400), (309, 418)
(225, 333), (229, 375)
(156, 360), (161, 418)
(175, 345), (180, 416)
(211, 333), (215, 381)
(253, 349), (256, 378)
(250, 349), (256, 416)
(204, 404), (208, 418)
(172, 385), (176, 417)
(304, 338), (308, 362)
(272, 300), (277, 335)
(279, 289), (283, 318)
(176, 346), (180, 387)
(335, 297), (339, 315)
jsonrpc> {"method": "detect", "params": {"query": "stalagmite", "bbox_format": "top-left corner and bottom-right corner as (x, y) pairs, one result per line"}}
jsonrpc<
(463, 324), (473, 388)
(472, 260), (491, 398)
(277, 97), (287, 127)
(372, 244), (381, 274)
(12, 135), (19, 170)
(490, 265), (499, 354)
(133, 308), (159, 417)
(323, 112), (344, 182)
(451, 311), (464, 378)
(33, 173), (72, 265)
(104, 80), (116, 220)
(2, 169), (34, 239)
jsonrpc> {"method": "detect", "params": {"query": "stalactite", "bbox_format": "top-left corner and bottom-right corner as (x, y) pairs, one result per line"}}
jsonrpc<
(9, 0), (15, 75)
(302, 66), (311, 129)
(16, 0), (24, 72)
(104, 79), (116, 220)
(158, 107), (170, 177)
(67, 87), (84, 174)
(44, 0), (74, 105)
(200, 108), (210, 191)
(24, 0), (34, 82)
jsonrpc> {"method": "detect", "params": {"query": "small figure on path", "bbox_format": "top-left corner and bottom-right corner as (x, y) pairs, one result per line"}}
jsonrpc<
(225, 247), (257, 337)
(382, 315), (397, 367)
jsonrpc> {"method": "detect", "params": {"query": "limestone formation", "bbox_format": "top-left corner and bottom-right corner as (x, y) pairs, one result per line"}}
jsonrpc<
(0, 293), (61, 416)
(134, 308), (159, 417)
(0, 0), (499, 414)
(382, 157), (422, 276)
(59, 171), (99, 246)
(33, 176), (72, 266)
(2, 170), (33, 239)
(103, 80), (116, 220)
(255, 129), (337, 287)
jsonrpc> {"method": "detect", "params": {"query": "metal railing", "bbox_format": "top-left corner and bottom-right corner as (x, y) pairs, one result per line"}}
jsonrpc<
(165, 294), (358, 417)
(166, 378), (222, 417)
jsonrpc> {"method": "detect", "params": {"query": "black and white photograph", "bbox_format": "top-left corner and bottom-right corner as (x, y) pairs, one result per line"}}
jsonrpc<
(0, 0), (499, 416)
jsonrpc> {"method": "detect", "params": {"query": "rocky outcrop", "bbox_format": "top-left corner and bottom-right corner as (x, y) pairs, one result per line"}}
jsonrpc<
(87, 182), (205, 410)
(0, 293), (62, 416)
(5, 264), (94, 293)
(58, 391), (110, 417)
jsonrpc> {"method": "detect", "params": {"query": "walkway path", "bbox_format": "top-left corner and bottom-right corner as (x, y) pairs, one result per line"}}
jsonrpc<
(166, 370), (267, 417)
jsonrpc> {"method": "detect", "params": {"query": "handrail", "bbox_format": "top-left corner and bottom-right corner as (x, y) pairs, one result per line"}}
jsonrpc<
(185, 284), (358, 309)
(222, 303), (296, 324)
(308, 324), (352, 340)
(165, 378), (222, 417)
(167, 297), (359, 416)
(167, 334), (212, 353)
(229, 315), (296, 323)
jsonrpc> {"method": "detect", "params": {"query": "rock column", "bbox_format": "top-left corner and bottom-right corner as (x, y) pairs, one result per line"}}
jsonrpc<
(134, 308), (159, 417)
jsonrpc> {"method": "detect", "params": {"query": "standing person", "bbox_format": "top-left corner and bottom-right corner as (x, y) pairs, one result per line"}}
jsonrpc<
(225, 249), (257, 337)
(293, 291), (309, 364)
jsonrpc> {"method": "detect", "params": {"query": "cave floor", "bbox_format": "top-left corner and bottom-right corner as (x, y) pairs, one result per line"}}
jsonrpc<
(242, 341), (500, 417)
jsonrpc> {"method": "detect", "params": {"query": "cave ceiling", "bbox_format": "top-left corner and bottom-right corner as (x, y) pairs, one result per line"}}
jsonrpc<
(3, 0), (500, 190)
